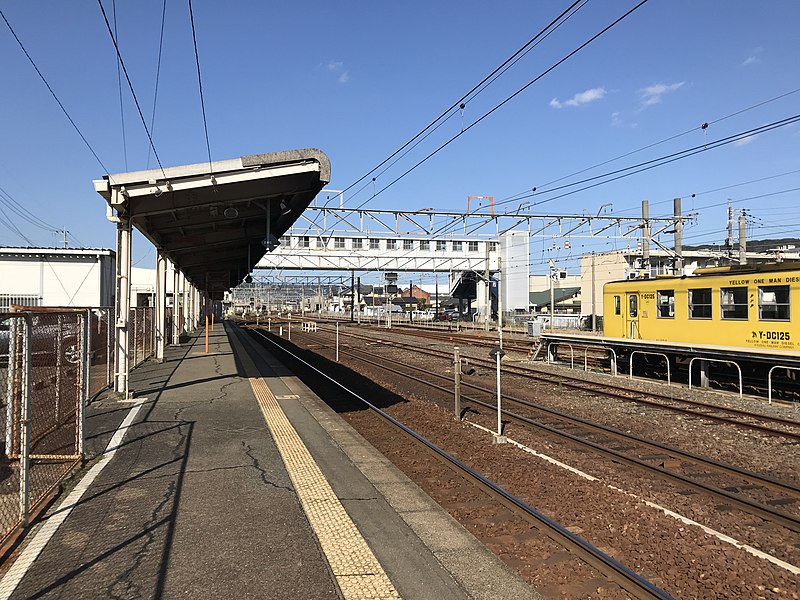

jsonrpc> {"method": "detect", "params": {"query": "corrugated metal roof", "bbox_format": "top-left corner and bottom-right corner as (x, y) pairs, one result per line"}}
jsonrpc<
(529, 287), (580, 307)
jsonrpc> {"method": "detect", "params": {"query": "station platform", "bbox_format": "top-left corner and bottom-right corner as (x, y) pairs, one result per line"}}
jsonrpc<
(0, 322), (539, 599)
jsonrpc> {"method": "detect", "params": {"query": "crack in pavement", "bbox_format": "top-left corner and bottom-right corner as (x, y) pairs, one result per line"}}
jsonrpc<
(242, 441), (292, 492)
(104, 424), (188, 599)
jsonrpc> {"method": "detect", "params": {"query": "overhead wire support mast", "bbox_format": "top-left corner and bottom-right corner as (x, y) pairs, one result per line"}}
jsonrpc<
(287, 206), (685, 240)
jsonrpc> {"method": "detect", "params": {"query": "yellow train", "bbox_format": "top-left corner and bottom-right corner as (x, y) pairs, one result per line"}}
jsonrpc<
(603, 263), (800, 352)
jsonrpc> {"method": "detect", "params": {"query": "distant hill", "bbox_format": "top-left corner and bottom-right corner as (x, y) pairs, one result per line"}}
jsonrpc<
(683, 238), (800, 253)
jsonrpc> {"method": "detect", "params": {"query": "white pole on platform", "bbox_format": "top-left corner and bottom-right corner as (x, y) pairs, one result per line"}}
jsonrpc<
(496, 351), (502, 436)
(155, 252), (166, 361)
(114, 216), (132, 396)
(336, 321), (340, 362)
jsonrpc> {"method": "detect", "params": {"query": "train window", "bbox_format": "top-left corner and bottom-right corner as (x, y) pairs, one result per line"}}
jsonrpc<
(758, 285), (790, 321)
(656, 290), (675, 318)
(614, 296), (621, 315)
(720, 287), (748, 320)
(629, 295), (638, 317)
(688, 288), (712, 319)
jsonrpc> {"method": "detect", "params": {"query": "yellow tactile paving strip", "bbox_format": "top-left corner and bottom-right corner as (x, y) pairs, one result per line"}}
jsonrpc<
(249, 376), (401, 600)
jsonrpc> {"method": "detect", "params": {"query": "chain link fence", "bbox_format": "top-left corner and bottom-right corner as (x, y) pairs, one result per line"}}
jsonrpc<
(87, 308), (115, 399)
(0, 305), (161, 550)
(129, 307), (155, 369)
(0, 311), (86, 550)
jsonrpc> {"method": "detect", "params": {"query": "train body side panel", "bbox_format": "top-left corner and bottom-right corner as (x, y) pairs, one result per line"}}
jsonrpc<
(603, 269), (800, 351)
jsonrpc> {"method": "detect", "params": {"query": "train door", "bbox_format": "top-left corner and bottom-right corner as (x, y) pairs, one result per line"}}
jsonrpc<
(626, 293), (640, 339)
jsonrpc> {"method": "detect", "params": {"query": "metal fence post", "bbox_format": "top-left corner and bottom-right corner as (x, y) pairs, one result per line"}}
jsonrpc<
(108, 308), (114, 388)
(454, 346), (461, 420)
(78, 312), (88, 458)
(5, 317), (16, 457)
(85, 309), (92, 403)
(19, 315), (31, 527)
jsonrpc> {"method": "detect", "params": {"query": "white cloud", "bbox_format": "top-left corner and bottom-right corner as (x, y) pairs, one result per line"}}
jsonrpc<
(610, 111), (637, 129)
(741, 46), (763, 67)
(734, 134), (757, 147)
(639, 81), (685, 107)
(325, 60), (350, 84)
(549, 87), (606, 109)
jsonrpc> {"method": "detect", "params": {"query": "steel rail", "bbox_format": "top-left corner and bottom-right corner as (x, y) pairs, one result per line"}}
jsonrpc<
(286, 326), (800, 533)
(316, 322), (800, 438)
(248, 327), (672, 600)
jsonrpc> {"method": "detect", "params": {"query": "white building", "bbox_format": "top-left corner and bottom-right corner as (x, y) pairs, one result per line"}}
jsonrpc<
(578, 248), (800, 317)
(0, 247), (115, 310)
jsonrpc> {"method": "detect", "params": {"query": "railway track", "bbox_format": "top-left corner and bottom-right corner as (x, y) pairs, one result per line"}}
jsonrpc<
(309, 322), (800, 441)
(291, 327), (800, 534)
(312, 317), (535, 354)
(247, 326), (673, 600)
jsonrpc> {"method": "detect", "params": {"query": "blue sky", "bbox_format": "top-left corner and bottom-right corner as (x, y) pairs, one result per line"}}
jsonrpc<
(1, 0), (798, 275)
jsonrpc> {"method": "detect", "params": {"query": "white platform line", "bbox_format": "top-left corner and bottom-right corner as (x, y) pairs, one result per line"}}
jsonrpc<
(466, 419), (800, 575)
(0, 399), (146, 600)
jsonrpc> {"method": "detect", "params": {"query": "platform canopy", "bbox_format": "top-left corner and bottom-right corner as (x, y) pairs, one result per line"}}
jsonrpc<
(93, 148), (330, 297)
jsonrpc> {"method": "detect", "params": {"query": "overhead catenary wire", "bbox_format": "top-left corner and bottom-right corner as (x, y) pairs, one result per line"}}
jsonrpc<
(293, 0), (591, 243)
(112, 0), (128, 171)
(0, 185), (60, 233)
(608, 168), (800, 215)
(188, 0), (213, 175)
(0, 8), (115, 179)
(336, 0), (589, 205)
(97, 0), (167, 178)
(146, 0), (168, 170)
(498, 86), (800, 206)
(507, 114), (800, 207)
(353, 0), (652, 211)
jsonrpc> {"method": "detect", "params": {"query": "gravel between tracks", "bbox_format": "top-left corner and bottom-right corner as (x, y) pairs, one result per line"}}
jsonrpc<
(258, 325), (800, 599)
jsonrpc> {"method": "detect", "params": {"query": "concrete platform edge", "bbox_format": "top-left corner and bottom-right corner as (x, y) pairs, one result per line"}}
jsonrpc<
(235, 324), (542, 600)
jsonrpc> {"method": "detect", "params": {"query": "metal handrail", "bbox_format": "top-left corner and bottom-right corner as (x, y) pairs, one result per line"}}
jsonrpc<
(767, 365), (800, 405)
(688, 357), (742, 398)
(630, 350), (671, 386)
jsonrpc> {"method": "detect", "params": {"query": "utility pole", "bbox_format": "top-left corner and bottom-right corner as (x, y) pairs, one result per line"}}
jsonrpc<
(642, 200), (651, 276)
(350, 270), (355, 322)
(591, 252), (596, 333)
(739, 210), (747, 265)
(63, 229), (69, 249)
(673, 197), (683, 274)
(484, 241), (491, 331)
(356, 276), (361, 324)
(549, 258), (555, 332)
(726, 202), (733, 252)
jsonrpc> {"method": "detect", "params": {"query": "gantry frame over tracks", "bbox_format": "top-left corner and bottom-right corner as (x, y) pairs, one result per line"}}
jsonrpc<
(93, 148), (330, 395)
